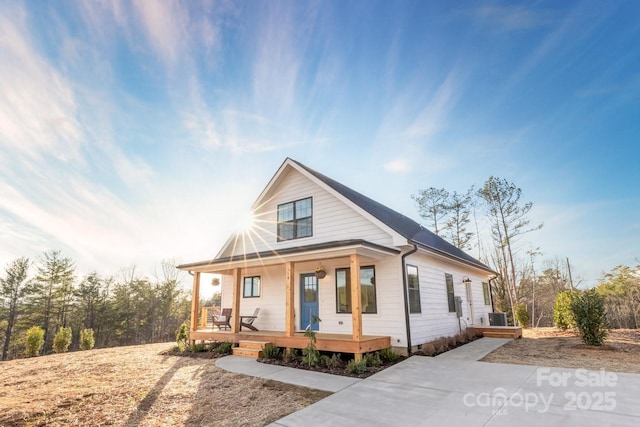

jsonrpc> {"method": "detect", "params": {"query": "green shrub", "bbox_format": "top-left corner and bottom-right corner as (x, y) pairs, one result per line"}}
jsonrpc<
(346, 358), (367, 375)
(515, 303), (530, 328)
(262, 343), (280, 359)
(215, 341), (233, 355)
(301, 344), (320, 367)
(53, 327), (72, 353)
(301, 317), (321, 367)
(25, 326), (45, 357)
(325, 353), (342, 369)
(176, 321), (189, 351)
(363, 352), (382, 367)
(79, 328), (95, 350)
(283, 348), (298, 363)
(570, 289), (609, 346)
(319, 354), (330, 367)
(554, 291), (576, 330)
(190, 343), (206, 353)
(378, 347), (399, 363)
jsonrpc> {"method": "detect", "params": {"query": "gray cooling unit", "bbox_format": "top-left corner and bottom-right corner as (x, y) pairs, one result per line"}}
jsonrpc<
(489, 312), (507, 326)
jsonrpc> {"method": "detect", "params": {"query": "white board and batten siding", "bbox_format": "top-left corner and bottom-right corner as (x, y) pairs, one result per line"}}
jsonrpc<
(219, 167), (395, 258)
(405, 250), (494, 347)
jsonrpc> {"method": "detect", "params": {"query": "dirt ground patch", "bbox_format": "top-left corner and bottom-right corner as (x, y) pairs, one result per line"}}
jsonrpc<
(482, 328), (640, 374)
(0, 343), (330, 426)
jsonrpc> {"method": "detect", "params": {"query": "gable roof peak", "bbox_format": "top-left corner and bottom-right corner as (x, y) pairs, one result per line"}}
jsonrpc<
(286, 158), (493, 273)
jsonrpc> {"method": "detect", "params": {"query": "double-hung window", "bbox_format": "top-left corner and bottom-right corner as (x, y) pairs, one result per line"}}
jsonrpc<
(406, 265), (421, 313)
(482, 282), (491, 305)
(445, 273), (455, 312)
(277, 197), (312, 241)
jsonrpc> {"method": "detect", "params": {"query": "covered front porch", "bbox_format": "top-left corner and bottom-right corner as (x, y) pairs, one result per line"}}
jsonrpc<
(190, 329), (391, 355)
(180, 240), (400, 359)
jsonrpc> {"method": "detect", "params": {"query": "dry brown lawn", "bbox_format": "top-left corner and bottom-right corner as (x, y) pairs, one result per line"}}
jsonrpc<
(0, 343), (329, 427)
(482, 328), (640, 373)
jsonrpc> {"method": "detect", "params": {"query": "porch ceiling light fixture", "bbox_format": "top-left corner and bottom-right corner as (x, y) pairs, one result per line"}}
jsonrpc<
(462, 276), (472, 284)
(315, 264), (327, 279)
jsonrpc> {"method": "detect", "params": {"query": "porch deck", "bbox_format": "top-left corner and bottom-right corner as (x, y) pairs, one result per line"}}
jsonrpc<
(469, 326), (523, 339)
(190, 329), (391, 355)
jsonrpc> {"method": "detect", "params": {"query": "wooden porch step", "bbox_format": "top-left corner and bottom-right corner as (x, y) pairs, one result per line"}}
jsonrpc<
(238, 340), (272, 350)
(233, 347), (263, 358)
(483, 331), (518, 339)
(232, 340), (273, 358)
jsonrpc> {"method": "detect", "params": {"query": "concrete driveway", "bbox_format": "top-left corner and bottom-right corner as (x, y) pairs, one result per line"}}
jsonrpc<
(271, 339), (640, 426)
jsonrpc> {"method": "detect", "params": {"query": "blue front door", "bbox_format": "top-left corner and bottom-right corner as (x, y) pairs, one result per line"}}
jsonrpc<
(300, 273), (319, 331)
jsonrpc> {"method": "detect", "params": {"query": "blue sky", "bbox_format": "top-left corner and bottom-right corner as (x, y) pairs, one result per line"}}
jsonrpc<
(1, 1), (638, 287)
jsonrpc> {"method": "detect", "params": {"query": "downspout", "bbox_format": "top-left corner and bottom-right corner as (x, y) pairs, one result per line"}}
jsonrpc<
(401, 244), (419, 356)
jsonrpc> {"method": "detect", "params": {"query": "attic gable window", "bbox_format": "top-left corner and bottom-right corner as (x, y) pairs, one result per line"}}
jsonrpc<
(277, 197), (313, 241)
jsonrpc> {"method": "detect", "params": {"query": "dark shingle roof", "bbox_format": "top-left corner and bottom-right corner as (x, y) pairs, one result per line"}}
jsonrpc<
(291, 159), (493, 273)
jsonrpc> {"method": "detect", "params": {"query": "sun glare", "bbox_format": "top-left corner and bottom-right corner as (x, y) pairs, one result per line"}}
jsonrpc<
(235, 211), (256, 234)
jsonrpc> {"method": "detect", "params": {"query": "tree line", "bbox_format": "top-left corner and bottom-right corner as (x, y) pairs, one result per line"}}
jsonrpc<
(0, 250), (191, 361)
(413, 177), (638, 329)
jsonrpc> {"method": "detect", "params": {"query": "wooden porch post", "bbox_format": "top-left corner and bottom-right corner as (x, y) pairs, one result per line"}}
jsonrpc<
(200, 306), (207, 328)
(350, 254), (363, 360)
(232, 268), (241, 333)
(285, 261), (295, 337)
(190, 272), (201, 344)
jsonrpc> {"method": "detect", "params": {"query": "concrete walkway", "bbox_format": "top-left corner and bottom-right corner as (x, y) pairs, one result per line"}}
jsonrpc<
(215, 356), (361, 392)
(216, 338), (640, 426)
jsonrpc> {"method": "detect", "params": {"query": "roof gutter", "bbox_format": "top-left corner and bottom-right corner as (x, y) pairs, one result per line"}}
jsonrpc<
(401, 244), (419, 356)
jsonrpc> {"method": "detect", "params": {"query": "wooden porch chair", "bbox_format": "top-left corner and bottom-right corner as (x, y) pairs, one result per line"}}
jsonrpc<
(240, 307), (260, 331)
(212, 308), (232, 330)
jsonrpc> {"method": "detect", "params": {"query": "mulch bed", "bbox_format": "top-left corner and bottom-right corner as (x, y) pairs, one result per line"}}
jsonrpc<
(257, 356), (404, 378)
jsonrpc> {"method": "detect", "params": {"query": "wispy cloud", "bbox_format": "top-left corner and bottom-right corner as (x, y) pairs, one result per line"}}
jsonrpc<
(462, 5), (553, 33)
(132, 0), (190, 68)
(383, 158), (412, 174)
(0, 5), (84, 164)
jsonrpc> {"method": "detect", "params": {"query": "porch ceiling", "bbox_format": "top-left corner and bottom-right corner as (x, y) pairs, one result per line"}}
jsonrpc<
(177, 239), (400, 274)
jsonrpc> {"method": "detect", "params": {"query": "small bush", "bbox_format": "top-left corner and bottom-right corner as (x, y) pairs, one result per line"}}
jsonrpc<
(319, 354), (330, 367)
(515, 303), (530, 328)
(283, 348), (298, 363)
(363, 352), (382, 367)
(215, 341), (233, 355)
(302, 345), (320, 367)
(465, 328), (478, 341)
(570, 289), (609, 346)
(53, 327), (73, 354)
(346, 358), (367, 375)
(554, 291), (576, 330)
(80, 328), (95, 350)
(454, 332), (466, 345)
(25, 326), (44, 357)
(176, 321), (189, 351)
(262, 343), (280, 359)
(325, 353), (342, 369)
(433, 337), (448, 354)
(421, 343), (436, 356)
(378, 347), (399, 363)
(190, 343), (206, 353)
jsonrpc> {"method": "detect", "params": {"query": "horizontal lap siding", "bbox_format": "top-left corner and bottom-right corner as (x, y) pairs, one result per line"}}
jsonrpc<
(405, 253), (493, 345)
(223, 169), (393, 257)
(220, 258), (408, 345)
(316, 257), (406, 346)
(221, 265), (286, 331)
